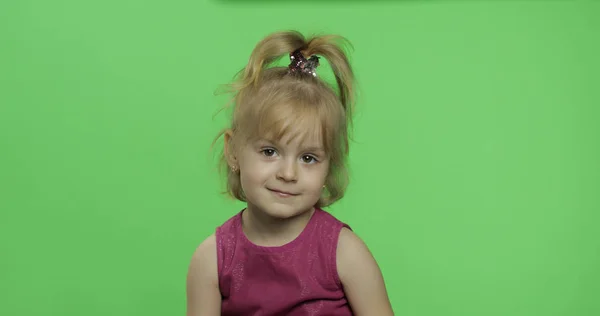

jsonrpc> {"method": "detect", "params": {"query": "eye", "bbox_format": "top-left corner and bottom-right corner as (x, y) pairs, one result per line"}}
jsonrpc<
(301, 155), (318, 164)
(261, 148), (277, 157)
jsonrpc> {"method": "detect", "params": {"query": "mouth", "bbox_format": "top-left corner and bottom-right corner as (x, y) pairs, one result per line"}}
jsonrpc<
(268, 188), (299, 197)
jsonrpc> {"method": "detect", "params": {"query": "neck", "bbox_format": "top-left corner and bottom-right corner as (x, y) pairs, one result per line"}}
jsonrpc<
(241, 205), (315, 247)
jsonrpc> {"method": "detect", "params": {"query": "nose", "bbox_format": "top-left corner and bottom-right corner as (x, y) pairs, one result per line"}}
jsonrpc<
(276, 159), (298, 182)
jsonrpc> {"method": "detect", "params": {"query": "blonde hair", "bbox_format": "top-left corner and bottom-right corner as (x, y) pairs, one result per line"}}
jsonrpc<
(214, 30), (355, 208)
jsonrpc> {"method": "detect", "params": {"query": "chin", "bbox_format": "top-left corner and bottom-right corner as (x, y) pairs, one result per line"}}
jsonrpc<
(251, 199), (315, 220)
(262, 205), (310, 219)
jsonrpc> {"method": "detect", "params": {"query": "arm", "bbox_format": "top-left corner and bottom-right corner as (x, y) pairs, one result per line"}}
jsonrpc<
(337, 228), (394, 316)
(186, 234), (221, 316)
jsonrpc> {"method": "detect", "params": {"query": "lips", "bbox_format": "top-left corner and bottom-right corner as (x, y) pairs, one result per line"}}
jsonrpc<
(268, 188), (298, 196)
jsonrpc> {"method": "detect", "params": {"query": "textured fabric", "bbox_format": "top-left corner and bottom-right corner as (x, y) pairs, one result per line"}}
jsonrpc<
(216, 208), (353, 316)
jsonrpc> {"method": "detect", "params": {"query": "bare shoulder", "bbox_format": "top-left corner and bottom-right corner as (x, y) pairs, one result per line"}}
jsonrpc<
(337, 227), (367, 257)
(186, 234), (221, 316)
(190, 234), (218, 268)
(337, 228), (394, 316)
(336, 228), (378, 281)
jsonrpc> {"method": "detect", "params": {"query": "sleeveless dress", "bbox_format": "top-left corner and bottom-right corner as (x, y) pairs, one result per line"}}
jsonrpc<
(215, 208), (353, 316)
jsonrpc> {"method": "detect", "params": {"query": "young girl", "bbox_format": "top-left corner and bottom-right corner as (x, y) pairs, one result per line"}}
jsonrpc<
(186, 30), (393, 316)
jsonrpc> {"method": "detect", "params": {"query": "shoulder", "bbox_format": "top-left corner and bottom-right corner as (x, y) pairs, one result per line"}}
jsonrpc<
(186, 234), (221, 315)
(336, 227), (368, 268)
(336, 228), (394, 315)
(195, 234), (217, 257)
(188, 234), (218, 284)
(336, 227), (377, 285)
(190, 210), (241, 276)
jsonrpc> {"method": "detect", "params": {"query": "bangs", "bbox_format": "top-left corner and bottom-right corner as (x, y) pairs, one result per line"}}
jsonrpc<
(262, 103), (321, 145)
(243, 99), (338, 153)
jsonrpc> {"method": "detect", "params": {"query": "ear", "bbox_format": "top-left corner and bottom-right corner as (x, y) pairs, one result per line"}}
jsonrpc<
(223, 129), (237, 167)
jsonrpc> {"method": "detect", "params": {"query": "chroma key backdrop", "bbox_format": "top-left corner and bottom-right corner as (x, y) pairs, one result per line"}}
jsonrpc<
(1, 0), (599, 315)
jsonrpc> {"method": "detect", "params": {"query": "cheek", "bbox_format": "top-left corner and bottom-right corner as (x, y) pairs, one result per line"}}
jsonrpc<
(306, 165), (329, 188)
(239, 161), (270, 184)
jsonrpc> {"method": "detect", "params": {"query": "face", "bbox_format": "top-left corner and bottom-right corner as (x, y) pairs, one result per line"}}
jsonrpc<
(232, 131), (329, 219)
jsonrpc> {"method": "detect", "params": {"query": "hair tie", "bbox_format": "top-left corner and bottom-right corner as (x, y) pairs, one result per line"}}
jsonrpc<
(288, 49), (320, 77)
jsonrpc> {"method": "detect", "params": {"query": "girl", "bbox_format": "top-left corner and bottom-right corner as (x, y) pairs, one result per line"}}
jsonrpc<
(186, 30), (393, 316)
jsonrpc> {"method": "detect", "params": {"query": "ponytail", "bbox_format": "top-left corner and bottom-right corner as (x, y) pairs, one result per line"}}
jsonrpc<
(233, 30), (355, 116)
(303, 35), (355, 119)
(237, 31), (306, 89)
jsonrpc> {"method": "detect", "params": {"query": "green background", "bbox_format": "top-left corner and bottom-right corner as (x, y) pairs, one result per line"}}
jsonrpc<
(1, 0), (599, 315)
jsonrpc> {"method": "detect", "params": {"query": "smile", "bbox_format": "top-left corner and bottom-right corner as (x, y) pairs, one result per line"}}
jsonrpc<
(268, 188), (298, 197)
